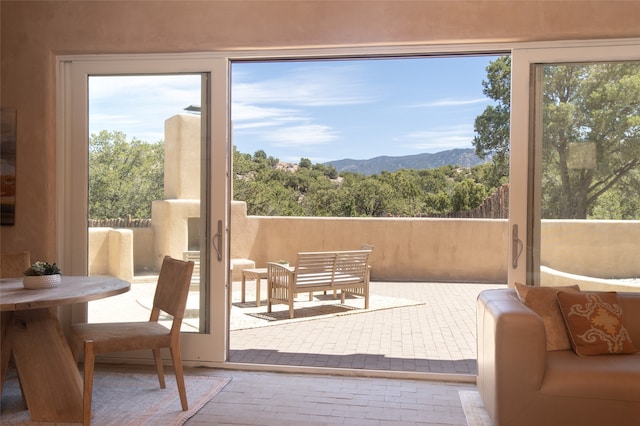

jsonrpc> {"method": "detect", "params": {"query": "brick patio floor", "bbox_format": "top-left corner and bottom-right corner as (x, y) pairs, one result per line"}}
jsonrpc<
(229, 281), (506, 375)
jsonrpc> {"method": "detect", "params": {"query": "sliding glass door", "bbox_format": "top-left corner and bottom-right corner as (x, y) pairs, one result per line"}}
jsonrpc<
(58, 54), (230, 364)
(509, 41), (640, 288)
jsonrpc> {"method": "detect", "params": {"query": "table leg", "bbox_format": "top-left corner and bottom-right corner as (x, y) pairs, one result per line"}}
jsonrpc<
(255, 277), (261, 307)
(10, 307), (83, 422)
(1, 311), (12, 395)
(241, 274), (247, 304)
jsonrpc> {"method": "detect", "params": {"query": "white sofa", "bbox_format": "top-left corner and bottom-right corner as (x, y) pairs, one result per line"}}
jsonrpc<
(477, 288), (640, 426)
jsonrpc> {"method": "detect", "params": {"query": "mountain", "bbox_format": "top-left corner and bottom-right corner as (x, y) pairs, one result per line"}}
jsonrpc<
(324, 148), (488, 175)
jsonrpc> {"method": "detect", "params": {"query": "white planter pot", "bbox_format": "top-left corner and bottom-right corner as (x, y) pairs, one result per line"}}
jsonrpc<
(23, 274), (61, 289)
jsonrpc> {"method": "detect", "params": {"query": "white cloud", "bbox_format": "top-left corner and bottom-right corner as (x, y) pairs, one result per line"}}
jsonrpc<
(265, 124), (339, 147)
(407, 97), (490, 108)
(232, 65), (374, 108)
(89, 75), (202, 141)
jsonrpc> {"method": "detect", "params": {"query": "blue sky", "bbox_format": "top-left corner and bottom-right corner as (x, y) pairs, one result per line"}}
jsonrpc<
(89, 55), (500, 164)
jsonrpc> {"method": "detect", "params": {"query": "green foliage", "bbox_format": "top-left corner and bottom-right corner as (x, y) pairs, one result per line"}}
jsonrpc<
(473, 57), (640, 220)
(451, 179), (488, 212)
(89, 130), (164, 219)
(232, 149), (499, 217)
(473, 56), (511, 185)
(541, 62), (640, 219)
(24, 261), (61, 276)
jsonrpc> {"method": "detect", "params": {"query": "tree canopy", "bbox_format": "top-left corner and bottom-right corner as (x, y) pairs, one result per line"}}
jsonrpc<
(473, 57), (640, 219)
(89, 130), (164, 219)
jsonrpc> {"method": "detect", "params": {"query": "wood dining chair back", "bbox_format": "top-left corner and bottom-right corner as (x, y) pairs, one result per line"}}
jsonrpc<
(70, 255), (194, 426)
(0, 251), (31, 278)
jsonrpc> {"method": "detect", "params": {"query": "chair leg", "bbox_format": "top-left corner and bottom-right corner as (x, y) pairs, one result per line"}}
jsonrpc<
(83, 340), (96, 426)
(169, 345), (188, 411)
(152, 348), (166, 389)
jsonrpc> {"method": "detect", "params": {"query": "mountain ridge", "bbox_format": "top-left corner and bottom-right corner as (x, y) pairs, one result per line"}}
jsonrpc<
(325, 148), (487, 175)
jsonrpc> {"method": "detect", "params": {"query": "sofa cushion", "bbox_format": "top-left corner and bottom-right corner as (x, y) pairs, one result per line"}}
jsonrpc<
(514, 282), (580, 351)
(541, 350), (640, 402)
(557, 291), (637, 356)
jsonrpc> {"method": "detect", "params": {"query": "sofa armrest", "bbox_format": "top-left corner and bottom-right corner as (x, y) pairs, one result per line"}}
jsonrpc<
(477, 288), (548, 425)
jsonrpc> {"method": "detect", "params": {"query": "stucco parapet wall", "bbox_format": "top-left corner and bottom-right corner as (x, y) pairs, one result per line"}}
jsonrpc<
(540, 219), (640, 279)
(240, 215), (509, 283)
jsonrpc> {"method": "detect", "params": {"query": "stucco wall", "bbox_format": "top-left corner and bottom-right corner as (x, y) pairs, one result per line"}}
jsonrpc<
(541, 220), (640, 279)
(2, 0), (640, 262)
(235, 210), (508, 282)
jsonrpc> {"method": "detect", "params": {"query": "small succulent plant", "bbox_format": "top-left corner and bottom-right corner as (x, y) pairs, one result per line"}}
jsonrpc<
(24, 261), (62, 276)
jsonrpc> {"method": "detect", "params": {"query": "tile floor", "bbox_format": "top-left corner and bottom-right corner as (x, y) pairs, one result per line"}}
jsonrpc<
(183, 367), (475, 426)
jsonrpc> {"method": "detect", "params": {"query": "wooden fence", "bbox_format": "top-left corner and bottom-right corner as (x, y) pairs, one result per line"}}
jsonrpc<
(88, 216), (152, 228)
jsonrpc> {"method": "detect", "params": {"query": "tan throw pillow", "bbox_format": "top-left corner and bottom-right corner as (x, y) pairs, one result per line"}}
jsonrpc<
(556, 291), (637, 356)
(514, 282), (580, 351)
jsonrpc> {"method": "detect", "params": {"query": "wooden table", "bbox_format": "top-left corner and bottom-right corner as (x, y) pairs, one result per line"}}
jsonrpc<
(241, 267), (267, 307)
(0, 276), (130, 423)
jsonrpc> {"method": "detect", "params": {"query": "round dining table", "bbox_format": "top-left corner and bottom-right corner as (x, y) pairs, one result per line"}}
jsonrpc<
(0, 275), (130, 423)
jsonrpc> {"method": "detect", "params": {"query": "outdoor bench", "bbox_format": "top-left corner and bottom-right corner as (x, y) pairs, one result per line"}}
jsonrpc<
(266, 249), (372, 319)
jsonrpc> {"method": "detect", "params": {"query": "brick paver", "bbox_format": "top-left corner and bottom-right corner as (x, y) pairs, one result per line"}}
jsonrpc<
(230, 281), (506, 375)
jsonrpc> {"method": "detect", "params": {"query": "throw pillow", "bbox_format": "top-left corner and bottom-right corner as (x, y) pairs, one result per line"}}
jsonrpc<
(514, 282), (580, 351)
(556, 291), (637, 356)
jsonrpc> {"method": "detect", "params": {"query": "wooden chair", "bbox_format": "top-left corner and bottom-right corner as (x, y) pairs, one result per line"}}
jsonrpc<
(0, 251), (31, 278)
(70, 256), (194, 426)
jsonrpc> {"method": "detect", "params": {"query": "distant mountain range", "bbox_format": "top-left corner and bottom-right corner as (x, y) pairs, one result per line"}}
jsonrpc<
(325, 148), (488, 175)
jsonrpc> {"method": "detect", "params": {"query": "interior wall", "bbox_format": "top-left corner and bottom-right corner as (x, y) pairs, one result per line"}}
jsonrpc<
(1, 0), (639, 261)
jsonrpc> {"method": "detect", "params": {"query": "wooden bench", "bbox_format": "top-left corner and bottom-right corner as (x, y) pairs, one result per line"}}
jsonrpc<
(266, 249), (372, 319)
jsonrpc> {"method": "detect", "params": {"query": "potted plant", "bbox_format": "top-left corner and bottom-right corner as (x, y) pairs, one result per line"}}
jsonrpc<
(23, 261), (62, 289)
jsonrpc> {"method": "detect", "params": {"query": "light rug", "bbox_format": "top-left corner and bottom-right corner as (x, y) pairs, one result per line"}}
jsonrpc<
(229, 293), (425, 331)
(0, 370), (231, 426)
(459, 390), (493, 426)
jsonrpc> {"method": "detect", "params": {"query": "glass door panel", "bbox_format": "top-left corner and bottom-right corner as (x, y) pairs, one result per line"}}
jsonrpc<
(534, 61), (640, 291)
(87, 74), (207, 332)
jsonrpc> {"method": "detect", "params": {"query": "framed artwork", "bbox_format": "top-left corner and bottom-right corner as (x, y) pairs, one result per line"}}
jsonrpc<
(1, 108), (17, 226)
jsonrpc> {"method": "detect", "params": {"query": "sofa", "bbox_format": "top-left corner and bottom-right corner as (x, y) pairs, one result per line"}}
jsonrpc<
(477, 287), (640, 426)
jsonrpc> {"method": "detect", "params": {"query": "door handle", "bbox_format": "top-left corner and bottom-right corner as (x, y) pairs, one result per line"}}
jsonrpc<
(212, 220), (222, 261)
(512, 224), (523, 269)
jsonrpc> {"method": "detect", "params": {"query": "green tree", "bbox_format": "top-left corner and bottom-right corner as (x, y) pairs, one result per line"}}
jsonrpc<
(474, 58), (640, 219)
(542, 63), (640, 218)
(89, 130), (164, 219)
(473, 56), (511, 186)
(451, 179), (488, 212)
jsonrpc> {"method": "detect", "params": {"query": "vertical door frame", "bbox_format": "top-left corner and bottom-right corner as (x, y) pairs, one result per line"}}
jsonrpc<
(56, 53), (230, 364)
(508, 38), (640, 286)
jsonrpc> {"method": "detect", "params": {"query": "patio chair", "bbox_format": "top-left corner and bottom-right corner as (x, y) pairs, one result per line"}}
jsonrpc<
(70, 255), (194, 426)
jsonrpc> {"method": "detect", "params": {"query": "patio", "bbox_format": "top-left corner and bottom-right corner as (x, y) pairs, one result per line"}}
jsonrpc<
(89, 277), (506, 377)
(229, 280), (505, 376)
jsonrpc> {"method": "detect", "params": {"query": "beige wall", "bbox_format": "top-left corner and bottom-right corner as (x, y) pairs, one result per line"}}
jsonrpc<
(91, 199), (640, 284)
(2, 0), (640, 263)
(541, 220), (640, 279)
(234, 208), (509, 282)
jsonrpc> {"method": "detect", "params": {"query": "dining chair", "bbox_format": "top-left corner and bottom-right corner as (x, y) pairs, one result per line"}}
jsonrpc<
(70, 255), (194, 426)
(0, 251), (31, 278)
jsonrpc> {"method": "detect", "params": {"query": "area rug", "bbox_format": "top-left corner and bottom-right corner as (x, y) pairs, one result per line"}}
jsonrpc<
(0, 370), (231, 426)
(459, 390), (493, 426)
(230, 293), (425, 330)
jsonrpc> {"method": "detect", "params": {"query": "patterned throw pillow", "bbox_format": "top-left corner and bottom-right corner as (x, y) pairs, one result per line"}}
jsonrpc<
(514, 282), (580, 351)
(556, 291), (637, 356)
